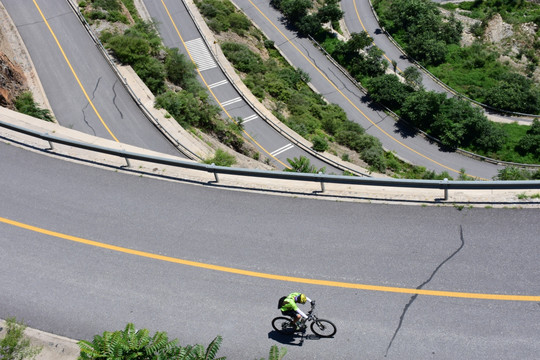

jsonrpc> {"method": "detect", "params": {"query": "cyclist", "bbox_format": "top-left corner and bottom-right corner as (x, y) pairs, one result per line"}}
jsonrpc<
(279, 292), (313, 329)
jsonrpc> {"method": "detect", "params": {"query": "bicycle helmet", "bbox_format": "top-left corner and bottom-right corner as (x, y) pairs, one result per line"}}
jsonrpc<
(296, 294), (307, 304)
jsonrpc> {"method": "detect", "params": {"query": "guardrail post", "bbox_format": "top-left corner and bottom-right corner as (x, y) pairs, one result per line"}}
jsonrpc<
(319, 172), (325, 193)
(443, 178), (449, 201)
(212, 163), (219, 183)
(125, 158), (131, 168)
(47, 140), (54, 150)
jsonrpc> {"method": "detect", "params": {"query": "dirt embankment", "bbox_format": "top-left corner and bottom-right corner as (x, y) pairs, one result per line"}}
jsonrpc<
(0, 46), (28, 109)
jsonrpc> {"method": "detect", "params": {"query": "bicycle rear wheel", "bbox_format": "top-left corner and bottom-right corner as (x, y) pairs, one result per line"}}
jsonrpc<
(272, 317), (296, 335)
(310, 319), (336, 337)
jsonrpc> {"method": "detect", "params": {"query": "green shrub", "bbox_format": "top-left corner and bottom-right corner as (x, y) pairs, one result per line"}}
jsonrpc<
(155, 91), (219, 130)
(204, 148), (236, 166)
(221, 42), (264, 74)
(106, 34), (150, 64)
(14, 92), (54, 122)
(312, 134), (329, 152)
(285, 156), (326, 173)
(91, 0), (120, 11)
(133, 57), (166, 94)
(367, 74), (412, 110)
(165, 48), (199, 92)
(0, 318), (42, 360)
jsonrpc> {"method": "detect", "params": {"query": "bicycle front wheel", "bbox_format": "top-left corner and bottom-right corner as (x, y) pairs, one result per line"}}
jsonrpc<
(310, 319), (336, 337)
(272, 317), (296, 335)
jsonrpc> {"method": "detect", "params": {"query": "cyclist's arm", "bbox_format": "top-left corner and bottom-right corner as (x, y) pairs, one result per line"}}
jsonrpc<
(296, 309), (308, 319)
(305, 296), (312, 303)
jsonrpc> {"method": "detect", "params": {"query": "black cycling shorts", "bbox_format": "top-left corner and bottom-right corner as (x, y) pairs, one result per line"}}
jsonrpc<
(281, 310), (297, 318)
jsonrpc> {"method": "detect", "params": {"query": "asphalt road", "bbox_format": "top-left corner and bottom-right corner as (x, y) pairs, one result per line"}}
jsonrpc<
(140, 0), (340, 172)
(232, 0), (504, 180)
(3, 0), (180, 156)
(341, 0), (535, 124)
(1, 141), (538, 359)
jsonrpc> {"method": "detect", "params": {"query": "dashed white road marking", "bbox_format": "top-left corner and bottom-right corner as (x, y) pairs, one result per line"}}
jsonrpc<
(242, 114), (259, 123)
(208, 79), (228, 88)
(221, 97), (242, 107)
(271, 143), (294, 156)
(185, 38), (217, 71)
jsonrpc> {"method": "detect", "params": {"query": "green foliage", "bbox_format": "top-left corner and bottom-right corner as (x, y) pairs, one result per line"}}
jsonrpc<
(401, 90), (506, 151)
(221, 42), (264, 74)
(482, 73), (540, 114)
(82, 0), (129, 24)
(14, 93), (51, 120)
(402, 66), (423, 89)
(285, 156), (326, 173)
(516, 119), (540, 159)
(14, 92), (54, 122)
(78, 324), (226, 360)
(271, 0), (343, 36)
(155, 91), (219, 130)
(258, 345), (287, 360)
(194, 0), (250, 35)
(133, 57), (166, 94)
(376, 0), (462, 65)
(495, 166), (540, 180)
(91, 0), (120, 11)
(165, 48), (200, 92)
(0, 318), (42, 360)
(311, 134), (329, 152)
(203, 149), (236, 167)
(367, 74), (412, 110)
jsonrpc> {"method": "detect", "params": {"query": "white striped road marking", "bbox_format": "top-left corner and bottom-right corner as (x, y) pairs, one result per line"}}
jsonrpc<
(242, 114), (259, 123)
(271, 143), (294, 156)
(221, 97), (242, 107)
(185, 38), (217, 71)
(208, 79), (228, 88)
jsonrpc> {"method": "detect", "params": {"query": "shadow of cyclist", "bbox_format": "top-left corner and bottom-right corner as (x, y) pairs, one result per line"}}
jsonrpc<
(268, 330), (324, 346)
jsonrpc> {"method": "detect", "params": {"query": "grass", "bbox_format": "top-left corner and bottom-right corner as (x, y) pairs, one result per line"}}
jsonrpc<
(463, 122), (539, 164)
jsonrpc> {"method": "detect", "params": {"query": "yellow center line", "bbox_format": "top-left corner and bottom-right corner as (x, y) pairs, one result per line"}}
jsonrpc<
(159, 0), (290, 169)
(353, 0), (400, 72)
(1, 215), (538, 302)
(246, 0), (484, 179)
(32, 0), (119, 142)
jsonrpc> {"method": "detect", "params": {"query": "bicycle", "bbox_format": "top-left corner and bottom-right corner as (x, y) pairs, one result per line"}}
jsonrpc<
(271, 301), (336, 337)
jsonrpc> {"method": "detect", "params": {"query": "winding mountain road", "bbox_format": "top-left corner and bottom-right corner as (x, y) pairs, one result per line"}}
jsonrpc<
(1, 140), (539, 359)
(1, 1), (539, 359)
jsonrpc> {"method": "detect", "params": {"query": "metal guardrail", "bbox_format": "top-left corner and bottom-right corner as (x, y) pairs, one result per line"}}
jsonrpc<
(366, 0), (540, 119)
(65, 0), (202, 161)
(182, 0), (370, 177)
(307, 36), (540, 169)
(2, 119), (539, 201)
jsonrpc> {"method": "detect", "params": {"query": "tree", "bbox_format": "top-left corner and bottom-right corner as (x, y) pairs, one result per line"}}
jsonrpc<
(516, 119), (540, 158)
(346, 32), (372, 54)
(401, 90), (445, 129)
(165, 48), (198, 92)
(367, 74), (411, 109)
(483, 73), (540, 114)
(279, 0), (312, 23)
(296, 14), (320, 35)
(317, 2), (344, 24)
(402, 66), (423, 90)
(0, 318), (42, 360)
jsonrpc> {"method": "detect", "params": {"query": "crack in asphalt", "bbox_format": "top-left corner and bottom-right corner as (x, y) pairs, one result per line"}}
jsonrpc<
(384, 225), (466, 357)
(112, 80), (123, 119)
(80, 77), (102, 136)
